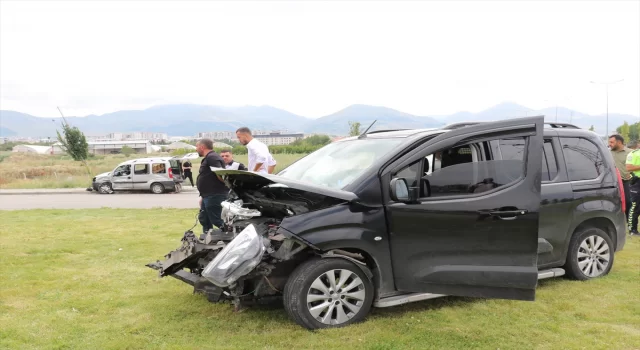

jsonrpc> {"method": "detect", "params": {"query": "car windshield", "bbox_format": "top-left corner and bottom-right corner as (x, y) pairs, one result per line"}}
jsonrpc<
(278, 138), (403, 189)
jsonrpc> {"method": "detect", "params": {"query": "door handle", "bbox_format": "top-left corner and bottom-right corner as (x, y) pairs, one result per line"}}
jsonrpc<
(478, 209), (528, 220)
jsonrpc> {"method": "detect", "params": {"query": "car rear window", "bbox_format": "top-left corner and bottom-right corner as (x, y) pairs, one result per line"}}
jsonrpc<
(560, 137), (604, 181)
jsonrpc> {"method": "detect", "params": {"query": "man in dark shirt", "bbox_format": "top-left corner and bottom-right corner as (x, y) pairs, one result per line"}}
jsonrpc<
(220, 149), (247, 170)
(182, 160), (194, 187)
(196, 138), (228, 232)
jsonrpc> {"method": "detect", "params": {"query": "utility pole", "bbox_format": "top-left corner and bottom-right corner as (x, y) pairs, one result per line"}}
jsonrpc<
(591, 79), (624, 137)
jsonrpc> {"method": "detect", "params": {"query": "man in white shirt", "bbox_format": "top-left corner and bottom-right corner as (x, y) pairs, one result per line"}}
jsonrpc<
(236, 127), (277, 174)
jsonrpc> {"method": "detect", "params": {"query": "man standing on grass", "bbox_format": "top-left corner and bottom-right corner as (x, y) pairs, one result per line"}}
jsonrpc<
(195, 138), (227, 232)
(609, 134), (632, 219)
(236, 127), (276, 175)
(220, 149), (247, 170)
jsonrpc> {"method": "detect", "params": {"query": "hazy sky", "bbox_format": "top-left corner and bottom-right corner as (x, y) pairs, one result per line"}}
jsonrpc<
(1, 0), (639, 119)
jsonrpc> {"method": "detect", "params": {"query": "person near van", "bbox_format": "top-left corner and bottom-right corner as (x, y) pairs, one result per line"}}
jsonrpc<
(625, 143), (640, 236)
(267, 154), (277, 174)
(609, 134), (632, 219)
(182, 160), (194, 187)
(220, 149), (247, 170)
(236, 127), (276, 174)
(196, 138), (227, 232)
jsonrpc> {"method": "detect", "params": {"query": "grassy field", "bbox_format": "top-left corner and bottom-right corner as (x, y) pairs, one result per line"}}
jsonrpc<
(1, 209), (639, 349)
(0, 153), (305, 189)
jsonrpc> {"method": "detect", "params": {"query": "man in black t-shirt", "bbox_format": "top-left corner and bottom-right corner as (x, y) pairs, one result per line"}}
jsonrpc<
(182, 160), (194, 187)
(195, 138), (228, 232)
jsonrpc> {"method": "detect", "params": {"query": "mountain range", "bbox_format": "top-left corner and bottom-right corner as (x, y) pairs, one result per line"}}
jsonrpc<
(1, 102), (638, 138)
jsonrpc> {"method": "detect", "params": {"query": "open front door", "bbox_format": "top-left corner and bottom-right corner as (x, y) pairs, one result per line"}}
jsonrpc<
(386, 116), (544, 301)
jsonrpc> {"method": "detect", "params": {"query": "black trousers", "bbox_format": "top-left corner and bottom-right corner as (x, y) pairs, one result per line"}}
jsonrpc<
(629, 181), (640, 232)
(623, 180), (631, 218)
(184, 171), (194, 187)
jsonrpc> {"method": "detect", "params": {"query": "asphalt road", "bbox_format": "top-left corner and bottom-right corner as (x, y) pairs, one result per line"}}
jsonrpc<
(0, 191), (200, 210)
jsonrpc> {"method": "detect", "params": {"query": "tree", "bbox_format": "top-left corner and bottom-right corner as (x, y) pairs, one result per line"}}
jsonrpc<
(349, 121), (361, 136)
(616, 121), (630, 142)
(56, 112), (92, 176)
(121, 145), (135, 157)
(589, 125), (595, 132)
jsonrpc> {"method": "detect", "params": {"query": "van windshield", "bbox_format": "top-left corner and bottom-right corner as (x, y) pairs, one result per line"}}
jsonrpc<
(278, 138), (403, 189)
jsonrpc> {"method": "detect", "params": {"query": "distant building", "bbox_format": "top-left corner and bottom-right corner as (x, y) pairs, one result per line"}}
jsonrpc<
(52, 141), (153, 155)
(166, 142), (197, 151)
(12, 144), (54, 155)
(0, 137), (6, 145)
(106, 132), (168, 142)
(197, 131), (236, 140)
(254, 132), (304, 146)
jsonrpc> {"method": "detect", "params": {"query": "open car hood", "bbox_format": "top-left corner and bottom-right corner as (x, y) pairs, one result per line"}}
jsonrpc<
(211, 168), (359, 202)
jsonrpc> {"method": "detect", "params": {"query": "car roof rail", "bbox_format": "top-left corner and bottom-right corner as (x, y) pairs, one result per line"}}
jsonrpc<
(544, 122), (580, 129)
(366, 128), (411, 134)
(441, 122), (483, 130)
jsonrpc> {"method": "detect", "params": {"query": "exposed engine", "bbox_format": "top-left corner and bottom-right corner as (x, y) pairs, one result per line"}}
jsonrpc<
(146, 195), (312, 309)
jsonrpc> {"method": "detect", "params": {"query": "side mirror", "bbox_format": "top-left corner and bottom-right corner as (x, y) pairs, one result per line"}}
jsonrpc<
(390, 178), (410, 202)
(113, 171), (121, 177)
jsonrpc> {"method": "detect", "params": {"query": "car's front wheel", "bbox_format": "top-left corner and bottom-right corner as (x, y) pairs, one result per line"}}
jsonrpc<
(98, 182), (114, 194)
(565, 227), (614, 280)
(283, 258), (374, 330)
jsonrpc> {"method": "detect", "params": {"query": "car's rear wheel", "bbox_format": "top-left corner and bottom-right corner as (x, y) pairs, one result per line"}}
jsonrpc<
(150, 183), (165, 194)
(564, 227), (614, 280)
(98, 182), (113, 194)
(283, 258), (373, 330)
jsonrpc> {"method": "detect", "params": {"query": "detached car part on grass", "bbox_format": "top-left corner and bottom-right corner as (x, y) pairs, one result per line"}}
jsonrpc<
(147, 117), (626, 330)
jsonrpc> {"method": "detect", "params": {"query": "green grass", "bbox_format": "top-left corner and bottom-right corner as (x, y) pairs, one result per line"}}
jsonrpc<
(0, 153), (305, 189)
(1, 209), (639, 349)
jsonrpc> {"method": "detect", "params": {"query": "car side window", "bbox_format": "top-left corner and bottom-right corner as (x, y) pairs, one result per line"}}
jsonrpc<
(152, 163), (166, 174)
(114, 165), (130, 176)
(392, 160), (421, 189)
(134, 164), (149, 175)
(423, 137), (526, 198)
(560, 137), (604, 181)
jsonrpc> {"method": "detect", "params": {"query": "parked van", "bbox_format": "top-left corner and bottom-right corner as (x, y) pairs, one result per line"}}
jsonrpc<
(92, 156), (186, 194)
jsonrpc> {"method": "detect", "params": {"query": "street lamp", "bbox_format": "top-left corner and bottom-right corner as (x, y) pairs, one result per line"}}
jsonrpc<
(591, 79), (624, 137)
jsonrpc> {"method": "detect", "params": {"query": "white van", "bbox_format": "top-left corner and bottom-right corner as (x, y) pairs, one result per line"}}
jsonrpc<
(92, 156), (186, 194)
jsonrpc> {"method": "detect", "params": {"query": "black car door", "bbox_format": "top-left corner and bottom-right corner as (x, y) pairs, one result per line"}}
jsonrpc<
(385, 117), (544, 301)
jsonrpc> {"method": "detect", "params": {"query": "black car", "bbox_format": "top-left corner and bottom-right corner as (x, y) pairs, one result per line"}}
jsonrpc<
(147, 116), (626, 330)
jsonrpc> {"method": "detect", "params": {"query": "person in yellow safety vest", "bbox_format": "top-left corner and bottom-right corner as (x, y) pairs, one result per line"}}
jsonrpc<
(625, 139), (640, 236)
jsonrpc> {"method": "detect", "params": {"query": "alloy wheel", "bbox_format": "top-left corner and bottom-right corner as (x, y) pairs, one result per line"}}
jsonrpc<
(577, 235), (611, 278)
(306, 269), (367, 325)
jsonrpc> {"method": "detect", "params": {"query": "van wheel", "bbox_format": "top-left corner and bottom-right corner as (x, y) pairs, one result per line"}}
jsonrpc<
(98, 182), (113, 194)
(150, 183), (165, 194)
(283, 258), (373, 330)
(564, 227), (614, 280)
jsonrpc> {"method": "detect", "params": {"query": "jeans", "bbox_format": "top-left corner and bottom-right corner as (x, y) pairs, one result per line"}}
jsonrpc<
(199, 194), (226, 232)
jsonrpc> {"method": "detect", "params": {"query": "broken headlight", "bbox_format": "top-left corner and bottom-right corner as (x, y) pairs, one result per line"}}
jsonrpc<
(201, 224), (265, 287)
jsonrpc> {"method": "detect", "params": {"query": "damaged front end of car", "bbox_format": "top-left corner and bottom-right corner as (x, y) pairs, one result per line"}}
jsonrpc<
(146, 170), (350, 310)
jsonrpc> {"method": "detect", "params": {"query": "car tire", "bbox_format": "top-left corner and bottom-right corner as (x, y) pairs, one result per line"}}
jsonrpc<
(564, 227), (615, 281)
(98, 182), (113, 194)
(283, 258), (374, 330)
(150, 183), (165, 194)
